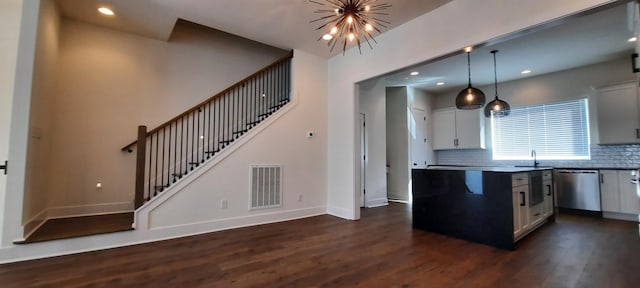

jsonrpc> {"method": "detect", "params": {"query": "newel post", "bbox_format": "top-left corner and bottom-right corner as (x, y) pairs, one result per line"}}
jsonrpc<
(134, 125), (147, 209)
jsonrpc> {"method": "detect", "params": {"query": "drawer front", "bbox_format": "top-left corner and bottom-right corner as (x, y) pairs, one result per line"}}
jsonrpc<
(512, 173), (529, 187)
(542, 170), (552, 181)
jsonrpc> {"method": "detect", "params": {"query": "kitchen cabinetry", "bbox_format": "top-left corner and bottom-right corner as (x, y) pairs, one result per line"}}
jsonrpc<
(432, 108), (485, 150)
(600, 169), (640, 220)
(543, 170), (554, 218)
(596, 82), (640, 144)
(512, 173), (530, 240)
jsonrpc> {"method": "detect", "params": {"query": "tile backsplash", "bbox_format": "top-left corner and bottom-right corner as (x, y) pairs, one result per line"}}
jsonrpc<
(436, 144), (640, 169)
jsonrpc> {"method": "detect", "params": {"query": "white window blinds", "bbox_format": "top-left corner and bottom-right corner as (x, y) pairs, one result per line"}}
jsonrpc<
(491, 99), (590, 160)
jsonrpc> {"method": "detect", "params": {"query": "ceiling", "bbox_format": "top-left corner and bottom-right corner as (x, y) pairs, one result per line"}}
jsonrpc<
(384, 2), (637, 93)
(56, 0), (452, 58)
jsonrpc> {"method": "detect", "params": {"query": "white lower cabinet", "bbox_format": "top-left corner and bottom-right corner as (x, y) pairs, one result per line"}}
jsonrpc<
(600, 169), (640, 220)
(513, 170), (554, 242)
(543, 170), (554, 218)
(512, 184), (530, 240)
(543, 180), (553, 218)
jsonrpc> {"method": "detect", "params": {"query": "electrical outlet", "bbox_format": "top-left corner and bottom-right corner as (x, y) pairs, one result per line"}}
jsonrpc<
(297, 194), (303, 202)
(220, 199), (228, 209)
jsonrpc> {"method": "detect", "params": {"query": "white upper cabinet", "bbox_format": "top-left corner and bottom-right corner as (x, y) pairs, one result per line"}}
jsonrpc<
(597, 82), (640, 144)
(432, 108), (485, 150)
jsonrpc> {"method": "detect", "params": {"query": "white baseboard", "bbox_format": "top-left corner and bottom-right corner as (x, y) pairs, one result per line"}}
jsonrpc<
(365, 198), (388, 208)
(388, 199), (409, 204)
(327, 205), (356, 220)
(148, 206), (327, 237)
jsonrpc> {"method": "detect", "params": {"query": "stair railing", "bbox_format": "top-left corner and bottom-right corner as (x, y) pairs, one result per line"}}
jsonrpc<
(124, 52), (293, 208)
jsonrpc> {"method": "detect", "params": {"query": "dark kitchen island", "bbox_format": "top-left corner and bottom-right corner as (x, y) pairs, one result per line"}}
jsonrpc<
(412, 166), (551, 250)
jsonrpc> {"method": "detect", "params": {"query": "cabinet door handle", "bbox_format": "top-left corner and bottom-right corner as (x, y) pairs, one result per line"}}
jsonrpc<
(520, 191), (526, 206)
(600, 173), (604, 184)
(633, 53), (640, 73)
(546, 184), (552, 196)
(636, 128), (639, 139)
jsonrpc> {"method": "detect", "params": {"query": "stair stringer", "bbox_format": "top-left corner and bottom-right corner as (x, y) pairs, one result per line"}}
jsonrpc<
(133, 97), (299, 231)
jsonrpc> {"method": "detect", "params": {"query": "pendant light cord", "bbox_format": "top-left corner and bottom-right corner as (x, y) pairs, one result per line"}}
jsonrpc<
(492, 50), (499, 99)
(467, 52), (472, 87)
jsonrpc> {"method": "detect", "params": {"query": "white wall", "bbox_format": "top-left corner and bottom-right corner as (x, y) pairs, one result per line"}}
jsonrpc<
(0, 0), (24, 244)
(326, 0), (612, 220)
(435, 57), (633, 145)
(22, 0), (60, 234)
(358, 79), (388, 207)
(41, 19), (288, 219)
(385, 87), (409, 201)
(433, 57), (639, 168)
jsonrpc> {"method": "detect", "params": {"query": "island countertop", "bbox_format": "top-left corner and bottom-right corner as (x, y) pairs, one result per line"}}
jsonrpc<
(427, 165), (552, 173)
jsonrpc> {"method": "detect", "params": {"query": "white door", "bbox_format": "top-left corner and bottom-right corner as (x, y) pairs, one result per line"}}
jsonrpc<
(360, 113), (366, 207)
(410, 108), (427, 168)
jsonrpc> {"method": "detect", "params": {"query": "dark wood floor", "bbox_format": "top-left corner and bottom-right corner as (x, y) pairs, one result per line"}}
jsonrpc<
(18, 212), (134, 243)
(1, 203), (639, 287)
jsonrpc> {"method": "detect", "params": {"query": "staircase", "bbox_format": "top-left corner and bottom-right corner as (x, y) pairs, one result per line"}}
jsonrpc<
(123, 52), (293, 209)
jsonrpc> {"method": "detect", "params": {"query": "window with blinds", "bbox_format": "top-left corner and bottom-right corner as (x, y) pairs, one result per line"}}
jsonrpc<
(491, 99), (590, 160)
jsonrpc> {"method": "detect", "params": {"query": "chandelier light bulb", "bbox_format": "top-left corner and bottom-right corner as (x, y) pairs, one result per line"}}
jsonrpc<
(347, 15), (353, 24)
(365, 23), (373, 31)
(365, 5), (371, 11)
(322, 34), (333, 40)
(348, 33), (355, 41)
(330, 27), (338, 34)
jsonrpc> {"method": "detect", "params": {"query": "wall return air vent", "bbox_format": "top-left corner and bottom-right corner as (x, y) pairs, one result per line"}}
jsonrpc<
(250, 165), (282, 210)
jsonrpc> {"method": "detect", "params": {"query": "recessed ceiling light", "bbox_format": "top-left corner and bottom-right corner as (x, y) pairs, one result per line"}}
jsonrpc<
(436, 82), (445, 86)
(521, 70), (532, 75)
(410, 71), (419, 76)
(629, 37), (637, 42)
(98, 7), (114, 16)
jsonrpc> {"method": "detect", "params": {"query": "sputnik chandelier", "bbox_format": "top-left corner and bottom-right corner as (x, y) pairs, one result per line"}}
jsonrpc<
(309, 0), (391, 55)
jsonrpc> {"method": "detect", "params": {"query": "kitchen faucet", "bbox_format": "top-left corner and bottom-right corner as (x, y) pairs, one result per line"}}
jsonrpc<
(531, 149), (540, 167)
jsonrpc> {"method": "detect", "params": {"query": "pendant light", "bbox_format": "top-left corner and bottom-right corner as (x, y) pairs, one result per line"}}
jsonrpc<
(456, 49), (485, 109)
(484, 50), (511, 117)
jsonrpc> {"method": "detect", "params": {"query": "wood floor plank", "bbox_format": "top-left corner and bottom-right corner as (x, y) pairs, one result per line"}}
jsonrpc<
(1, 203), (639, 287)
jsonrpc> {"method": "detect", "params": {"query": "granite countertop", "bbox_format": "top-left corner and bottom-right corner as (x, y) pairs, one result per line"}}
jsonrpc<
(425, 165), (553, 173)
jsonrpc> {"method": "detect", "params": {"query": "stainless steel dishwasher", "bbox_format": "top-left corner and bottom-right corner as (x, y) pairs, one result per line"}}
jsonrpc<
(555, 170), (601, 212)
